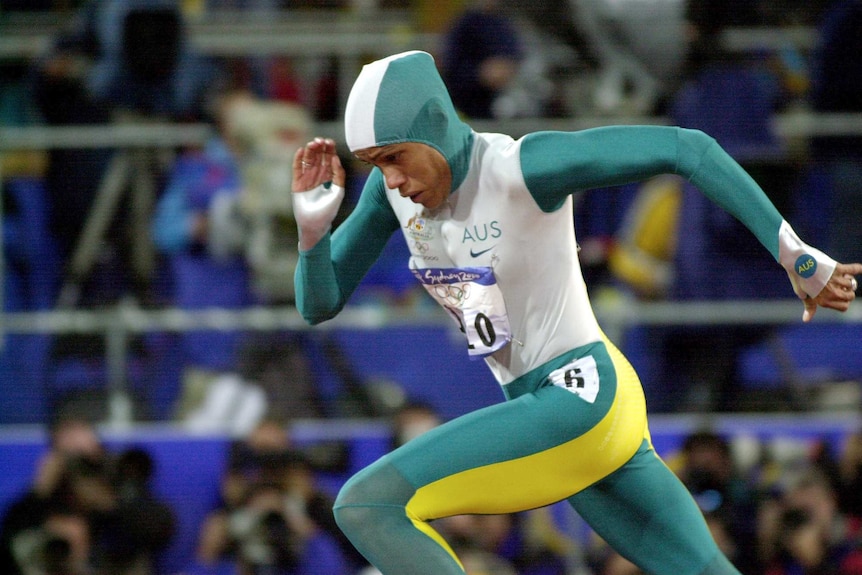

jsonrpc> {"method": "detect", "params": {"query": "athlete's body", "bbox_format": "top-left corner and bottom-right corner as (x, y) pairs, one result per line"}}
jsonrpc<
(290, 51), (861, 575)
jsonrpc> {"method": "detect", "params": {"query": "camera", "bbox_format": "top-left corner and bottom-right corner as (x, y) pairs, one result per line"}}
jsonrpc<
(228, 487), (301, 574)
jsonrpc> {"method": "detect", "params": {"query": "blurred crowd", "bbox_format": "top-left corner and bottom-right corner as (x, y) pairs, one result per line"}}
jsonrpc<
(0, 416), (175, 575)
(7, 413), (862, 575)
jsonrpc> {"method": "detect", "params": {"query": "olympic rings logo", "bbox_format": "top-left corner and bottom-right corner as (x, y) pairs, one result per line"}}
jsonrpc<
(434, 283), (470, 306)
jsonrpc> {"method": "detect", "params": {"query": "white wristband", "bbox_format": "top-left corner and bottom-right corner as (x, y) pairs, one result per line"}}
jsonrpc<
(292, 183), (344, 250)
(778, 220), (837, 299)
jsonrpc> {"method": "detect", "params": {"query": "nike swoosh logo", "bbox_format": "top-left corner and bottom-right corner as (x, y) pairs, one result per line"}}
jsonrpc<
(469, 246), (496, 258)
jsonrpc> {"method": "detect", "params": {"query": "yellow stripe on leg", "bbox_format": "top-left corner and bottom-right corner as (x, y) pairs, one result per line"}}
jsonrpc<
(407, 361), (647, 521)
(405, 510), (466, 572)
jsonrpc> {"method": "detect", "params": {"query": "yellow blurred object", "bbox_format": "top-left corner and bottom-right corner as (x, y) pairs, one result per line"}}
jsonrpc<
(607, 175), (682, 299)
(181, 0), (204, 19)
(523, 507), (577, 557)
(412, 0), (466, 32)
(0, 151), (49, 178)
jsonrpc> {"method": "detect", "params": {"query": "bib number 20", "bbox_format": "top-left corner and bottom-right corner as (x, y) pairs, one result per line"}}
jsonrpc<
(445, 306), (497, 352)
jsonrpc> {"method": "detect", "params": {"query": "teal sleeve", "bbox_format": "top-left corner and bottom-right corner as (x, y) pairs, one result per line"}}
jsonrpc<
(295, 170), (401, 324)
(520, 126), (784, 259)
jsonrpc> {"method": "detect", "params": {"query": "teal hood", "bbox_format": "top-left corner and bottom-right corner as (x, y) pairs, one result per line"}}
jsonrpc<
(344, 50), (474, 191)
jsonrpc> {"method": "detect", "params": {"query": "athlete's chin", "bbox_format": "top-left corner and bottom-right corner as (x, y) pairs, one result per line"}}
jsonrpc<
(415, 192), (446, 210)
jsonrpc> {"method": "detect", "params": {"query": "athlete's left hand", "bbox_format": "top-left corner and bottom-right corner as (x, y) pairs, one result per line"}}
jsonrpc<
(291, 137), (347, 250)
(802, 262), (862, 322)
(292, 137), (346, 191)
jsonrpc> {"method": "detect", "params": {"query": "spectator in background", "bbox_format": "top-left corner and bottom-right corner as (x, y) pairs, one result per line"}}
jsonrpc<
(152, 88), (259, 428)
(809, 0), (862, 266)
(26, 0), (220, 419)
(153, 90), (318, 430)
(0, 417), (175, 575)
(439, 0), (523, 119)
(389, 400), (443, 451)
(758, 466), (860, 575)
(5, 416), (104, 501)
(435, 509), (575, 575)
(106, 447), (176, 575)
(30, 0), (218, 285)
(5, 506), (93, 575)
(836, 430), (862, 520)
(673, 431), (760, 574)
(189, 419), (361, 575)
(66, 0), (216, 120)
(767, 507), (836, 575)
(761, 470), (862, 575)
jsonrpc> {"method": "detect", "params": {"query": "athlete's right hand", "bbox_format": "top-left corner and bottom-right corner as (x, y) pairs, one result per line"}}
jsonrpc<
(292, 137), (347, 250)
(801, 262), (862, 322)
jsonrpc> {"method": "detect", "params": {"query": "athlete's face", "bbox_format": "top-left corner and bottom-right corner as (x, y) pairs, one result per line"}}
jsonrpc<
(354, 142), (452, 210)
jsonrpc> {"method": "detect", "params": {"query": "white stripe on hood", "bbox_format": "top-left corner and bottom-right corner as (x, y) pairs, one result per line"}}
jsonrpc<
(344, 50), (426, 152)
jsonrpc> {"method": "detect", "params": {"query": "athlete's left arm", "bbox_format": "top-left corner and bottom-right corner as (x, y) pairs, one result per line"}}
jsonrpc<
(520, 125), (859, 316)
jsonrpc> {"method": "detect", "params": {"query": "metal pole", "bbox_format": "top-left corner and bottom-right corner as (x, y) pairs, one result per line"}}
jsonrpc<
(57, 151), (130, 308)
(106, 298), (133, 428)
(0, 160), (5, 352)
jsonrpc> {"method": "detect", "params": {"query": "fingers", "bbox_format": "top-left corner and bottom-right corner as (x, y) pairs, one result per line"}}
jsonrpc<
(801, 262), (861, 322)
(293, 137), (341, 192)
(329, 152), (346, 187)
(300, 137), (336, 170)
(292, 147), (304, 175)
(814, 282), (853, 312)
(840, 262), (862, 277)
(803, 296), (817, 323)
(836, 262), (862, 293)
(828, 263), (860, 300)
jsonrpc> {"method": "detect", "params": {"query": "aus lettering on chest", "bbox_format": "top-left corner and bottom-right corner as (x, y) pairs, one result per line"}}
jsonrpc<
(462, 221), (502, 243)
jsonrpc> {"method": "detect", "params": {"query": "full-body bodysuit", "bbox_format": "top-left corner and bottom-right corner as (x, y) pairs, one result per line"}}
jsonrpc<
(294, 51), (836, 575)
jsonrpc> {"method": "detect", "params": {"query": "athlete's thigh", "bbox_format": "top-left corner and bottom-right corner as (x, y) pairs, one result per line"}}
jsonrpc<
(388, 376), (644, 520)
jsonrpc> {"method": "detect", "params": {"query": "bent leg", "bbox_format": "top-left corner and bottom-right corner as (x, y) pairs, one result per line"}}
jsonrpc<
(334, 461), (466, 573)
(334, 341), (648, 574)
(334, 389), (641, 572)
(568, 442), (741, 575)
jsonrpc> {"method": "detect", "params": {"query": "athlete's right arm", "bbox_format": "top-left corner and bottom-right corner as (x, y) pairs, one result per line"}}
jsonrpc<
(294, 169), (400, 325)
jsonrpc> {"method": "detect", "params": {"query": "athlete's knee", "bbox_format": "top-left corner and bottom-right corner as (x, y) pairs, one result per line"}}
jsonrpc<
(333, 495), (371, 540)
(333, 460), (416, 536)
(335, 462), (389, 508)
(333, 471), (375, 536)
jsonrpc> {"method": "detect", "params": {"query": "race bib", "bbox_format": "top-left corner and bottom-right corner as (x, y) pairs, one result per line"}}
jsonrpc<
(548, 356), (600, 403)
(411, 266), (512, 358)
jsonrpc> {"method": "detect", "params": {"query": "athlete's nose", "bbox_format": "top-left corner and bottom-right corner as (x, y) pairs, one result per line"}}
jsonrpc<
(382, 166), (407, 191)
